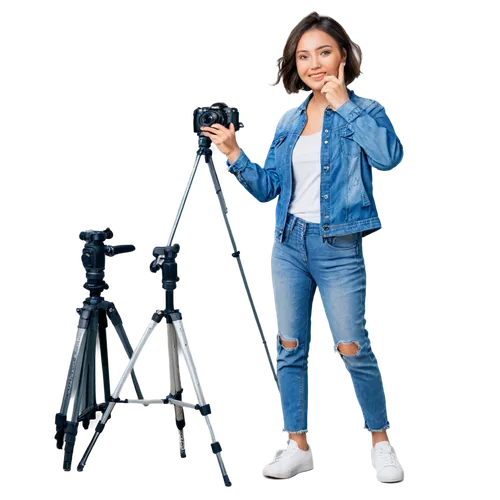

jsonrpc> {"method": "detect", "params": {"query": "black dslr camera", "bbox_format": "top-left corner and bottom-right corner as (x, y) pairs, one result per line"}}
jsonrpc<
(193, 102), (243, 135)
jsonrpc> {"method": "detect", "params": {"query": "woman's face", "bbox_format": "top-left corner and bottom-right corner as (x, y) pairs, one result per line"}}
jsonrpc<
(295, 29), (346, 91)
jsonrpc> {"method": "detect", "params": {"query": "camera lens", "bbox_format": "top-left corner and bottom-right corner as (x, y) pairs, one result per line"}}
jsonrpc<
(200, 111), (218, 126)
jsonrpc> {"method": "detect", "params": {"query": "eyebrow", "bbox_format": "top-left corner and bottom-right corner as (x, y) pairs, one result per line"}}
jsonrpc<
(296, 44), (333, 54)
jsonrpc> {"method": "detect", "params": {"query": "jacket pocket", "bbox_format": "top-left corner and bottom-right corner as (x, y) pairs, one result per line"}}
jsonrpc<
(348, 163), (371, 208)
(341, 127), (361, 157)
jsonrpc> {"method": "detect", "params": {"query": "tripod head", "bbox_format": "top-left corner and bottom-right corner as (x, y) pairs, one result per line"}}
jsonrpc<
(198, 134), (214, 150)
(80, 228), (135, 295)
(150, 244), (180, 291)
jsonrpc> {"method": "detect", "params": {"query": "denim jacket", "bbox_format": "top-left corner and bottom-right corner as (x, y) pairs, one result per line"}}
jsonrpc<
(226, 88), (403, 242)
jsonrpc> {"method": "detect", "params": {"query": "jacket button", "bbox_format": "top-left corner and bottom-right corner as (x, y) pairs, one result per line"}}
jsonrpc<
(324, 140), (329, 144)
(324, 129), (329, 133)
(323, 194), (328, 199)
(323, 165), (329, 170)
(323, 226), (329, 231)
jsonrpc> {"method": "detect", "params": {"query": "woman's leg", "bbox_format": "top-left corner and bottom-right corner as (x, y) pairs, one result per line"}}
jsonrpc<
(308, 231), (390, 436)
(271, 217), (316, 450)
(307, 229), (405, 484)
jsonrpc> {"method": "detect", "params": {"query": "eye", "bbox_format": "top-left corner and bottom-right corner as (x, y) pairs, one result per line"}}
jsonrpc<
(298, 50), (331, 60)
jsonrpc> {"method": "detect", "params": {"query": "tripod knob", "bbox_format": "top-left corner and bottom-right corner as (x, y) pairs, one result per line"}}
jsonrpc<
(165, 244), (180, 257)
(80, 227), (113, 242)
(152, 247), (164, 258)
(151, 247), (165, 273)
(150, 260), (160, 273)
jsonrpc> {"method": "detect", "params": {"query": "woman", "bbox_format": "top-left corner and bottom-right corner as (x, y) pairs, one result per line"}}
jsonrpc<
(201, 12), (404, 483)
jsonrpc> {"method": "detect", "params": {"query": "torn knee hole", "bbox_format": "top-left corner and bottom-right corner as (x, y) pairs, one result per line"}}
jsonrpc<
(337, 341), (360, 356)
(279, 335), (298, 350)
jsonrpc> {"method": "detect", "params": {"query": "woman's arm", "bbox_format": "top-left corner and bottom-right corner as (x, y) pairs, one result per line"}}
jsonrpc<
(224, 129), (281, 205)
(336, 101), (406, 173)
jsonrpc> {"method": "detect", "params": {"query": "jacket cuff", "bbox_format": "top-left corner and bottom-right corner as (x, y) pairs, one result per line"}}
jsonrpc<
(224, 148), (249, 175)
(334, 99), (364, 124)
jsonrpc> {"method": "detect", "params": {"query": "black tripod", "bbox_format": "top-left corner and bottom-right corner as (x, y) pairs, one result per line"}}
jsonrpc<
(54, 228), (145, 471)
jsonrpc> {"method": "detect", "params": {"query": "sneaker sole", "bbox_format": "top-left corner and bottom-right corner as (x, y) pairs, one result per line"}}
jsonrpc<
(370, 466), (406, 486)
(375, 479), (405, 486)
(262, 469), (314, 481)
(370, 464), (406, 486)
(263, 463), (314, 479)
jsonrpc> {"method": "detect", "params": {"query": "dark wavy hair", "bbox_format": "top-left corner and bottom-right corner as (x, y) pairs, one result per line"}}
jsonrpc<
(272, 12), (363, 93)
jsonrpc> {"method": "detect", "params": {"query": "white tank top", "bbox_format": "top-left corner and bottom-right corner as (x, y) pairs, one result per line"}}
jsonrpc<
(288, 131), (322, 223)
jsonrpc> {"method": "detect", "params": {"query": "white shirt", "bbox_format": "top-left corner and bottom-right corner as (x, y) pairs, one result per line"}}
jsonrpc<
(287, 131), (322, 223)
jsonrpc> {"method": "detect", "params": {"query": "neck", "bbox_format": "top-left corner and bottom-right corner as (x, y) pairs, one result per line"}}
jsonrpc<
(309, 91), (329, 111)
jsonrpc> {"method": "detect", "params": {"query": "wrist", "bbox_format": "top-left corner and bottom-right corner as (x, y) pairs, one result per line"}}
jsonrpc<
(226, 147), (242, 165)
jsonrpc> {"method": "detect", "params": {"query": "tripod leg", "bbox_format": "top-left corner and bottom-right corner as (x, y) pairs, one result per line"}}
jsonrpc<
(55, 323), (87, 450)
(77, 313), (163, 472)
(75, 322), (99, 451)
(87, 324), (99, 414)
(107, 303), (145, 402)
(54, 325), (86, 451)
(84, 307), (101, 416)
(167, 321), (186, 458)
(62, 307), (96, 471)
(171, 313), (231, 487)
(98, 308), (111, 405)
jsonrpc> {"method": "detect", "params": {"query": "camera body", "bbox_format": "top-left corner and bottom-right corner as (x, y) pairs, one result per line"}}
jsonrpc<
(193, 102), (243, 135)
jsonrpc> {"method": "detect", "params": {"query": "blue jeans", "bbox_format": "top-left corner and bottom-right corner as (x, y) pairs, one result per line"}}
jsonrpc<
(271, 212), (390, 434)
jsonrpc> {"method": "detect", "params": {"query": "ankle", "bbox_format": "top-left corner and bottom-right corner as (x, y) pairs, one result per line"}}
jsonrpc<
(289, 434), (309, 451)
(371, 430), (389, 447)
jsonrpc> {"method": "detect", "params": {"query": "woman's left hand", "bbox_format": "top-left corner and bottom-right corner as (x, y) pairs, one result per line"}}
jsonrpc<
(321, 60), (349, 111)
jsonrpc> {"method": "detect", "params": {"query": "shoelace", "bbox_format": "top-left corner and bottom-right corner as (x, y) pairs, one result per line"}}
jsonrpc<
(270, 445), (297, 464)
(270, 449), (285, 463)
(376, 446), (398, 467)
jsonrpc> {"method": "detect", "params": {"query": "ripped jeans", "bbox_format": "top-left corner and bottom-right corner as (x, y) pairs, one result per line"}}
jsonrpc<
(271, 212), (390, 434)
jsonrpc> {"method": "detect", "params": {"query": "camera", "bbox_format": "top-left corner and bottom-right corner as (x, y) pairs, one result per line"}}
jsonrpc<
(193, 102), (243, 135)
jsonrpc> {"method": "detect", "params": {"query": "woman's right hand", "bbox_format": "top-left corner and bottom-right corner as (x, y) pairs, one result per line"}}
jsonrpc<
(200, 122), (241, 164)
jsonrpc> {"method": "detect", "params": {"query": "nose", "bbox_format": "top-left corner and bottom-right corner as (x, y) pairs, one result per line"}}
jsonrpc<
(310, 54), (321, 70)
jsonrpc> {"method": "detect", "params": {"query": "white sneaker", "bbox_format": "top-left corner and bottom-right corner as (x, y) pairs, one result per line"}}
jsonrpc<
(263, 439), (314, 479)
(371, 441), (404, 483)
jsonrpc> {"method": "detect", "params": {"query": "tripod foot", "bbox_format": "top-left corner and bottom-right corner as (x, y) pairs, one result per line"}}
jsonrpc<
(63, 421), (78, 471)
(221, 474), (233, 488)
(61, 460), (73, 472)
(75, 462), (86, 474)
(54, 413), (66, 449)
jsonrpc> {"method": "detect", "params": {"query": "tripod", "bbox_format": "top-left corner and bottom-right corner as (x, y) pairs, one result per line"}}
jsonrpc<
(54, 228), (145, 471)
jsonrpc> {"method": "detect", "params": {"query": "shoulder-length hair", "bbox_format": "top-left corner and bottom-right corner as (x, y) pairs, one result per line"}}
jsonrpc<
(272, 12), (363, 93)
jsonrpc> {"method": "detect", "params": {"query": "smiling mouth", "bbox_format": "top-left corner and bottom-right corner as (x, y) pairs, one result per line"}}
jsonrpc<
(310, 72), (326, 79)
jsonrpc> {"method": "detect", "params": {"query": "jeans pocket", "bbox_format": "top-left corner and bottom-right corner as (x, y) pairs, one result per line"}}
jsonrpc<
(324, 232), (359, 250)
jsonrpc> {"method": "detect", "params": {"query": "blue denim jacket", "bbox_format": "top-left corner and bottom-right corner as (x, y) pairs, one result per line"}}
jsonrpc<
(226, 88), (403, 242)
